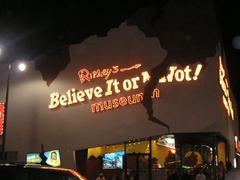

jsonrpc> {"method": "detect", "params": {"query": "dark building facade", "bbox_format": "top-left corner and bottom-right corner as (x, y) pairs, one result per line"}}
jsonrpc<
(0, 2), (238, 179)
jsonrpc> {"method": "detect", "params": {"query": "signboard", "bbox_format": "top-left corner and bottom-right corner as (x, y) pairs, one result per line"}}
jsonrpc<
(49, 63), (203, 113)
(44, 149), (61, 167)
(219, 56), (234, 120)
(0, 103), (5, 136)
(235, 136), (240, 154)
(26, 149), (61, 167)
(26, 153), (42, 164)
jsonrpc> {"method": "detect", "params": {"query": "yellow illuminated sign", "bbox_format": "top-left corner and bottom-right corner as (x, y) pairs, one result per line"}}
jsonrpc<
(49, 63), (203, 113)
(219, 56), (234, 120)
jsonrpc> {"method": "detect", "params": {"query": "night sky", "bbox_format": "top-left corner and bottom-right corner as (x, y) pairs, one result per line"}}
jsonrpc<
(0, 0), (239, 122)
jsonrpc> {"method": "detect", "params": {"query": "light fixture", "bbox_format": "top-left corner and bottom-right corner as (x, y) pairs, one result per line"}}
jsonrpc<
(170, 149), (176, 154)
(18, 63), (26, 72)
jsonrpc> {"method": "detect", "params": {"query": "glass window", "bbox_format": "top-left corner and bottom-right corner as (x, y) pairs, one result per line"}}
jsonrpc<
(181, 144), (213, 168)
(151, 135), (178, 180)
(152, 135), (177, 169)
(126, 140), (149, 154)
(218, 141), (226, 166)
(87, 144), (124, 179)
(88, 144), (124, 158)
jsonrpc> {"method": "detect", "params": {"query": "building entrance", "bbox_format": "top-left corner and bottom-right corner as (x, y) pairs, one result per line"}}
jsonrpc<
(75, 133), (230, 180)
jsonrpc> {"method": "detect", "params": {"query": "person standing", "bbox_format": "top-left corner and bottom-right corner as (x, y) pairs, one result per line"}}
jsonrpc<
(218, 161), (225, 180)
(96, 172), (106, 180)
(226, 161), (233, 173)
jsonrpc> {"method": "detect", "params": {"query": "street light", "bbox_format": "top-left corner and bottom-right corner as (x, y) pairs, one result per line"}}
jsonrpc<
(18, 63), (27, 72)
(1, 61), (27, 161)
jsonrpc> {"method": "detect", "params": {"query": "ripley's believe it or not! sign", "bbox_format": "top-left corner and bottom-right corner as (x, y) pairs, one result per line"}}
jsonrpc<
(48, 63), (203, 113)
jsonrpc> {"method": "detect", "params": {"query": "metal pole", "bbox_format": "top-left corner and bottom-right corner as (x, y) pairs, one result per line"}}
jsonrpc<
(149, 137), (152, 180)
(124, 142), (127, 179)
(1, 63), (11, 161)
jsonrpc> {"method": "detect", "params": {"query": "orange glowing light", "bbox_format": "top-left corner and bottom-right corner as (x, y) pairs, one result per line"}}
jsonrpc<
(193, 64), (203, 80)
(219, 56), (234, 120)
(142, 71), (151, 83)
(223, 96), (230, 115)
(120, 63), (141, 72)
(121, 77), (140, 91)
(159, 64), (202, 83)
(159, 77), (167, 83)
(170, 149), (176, 154)
(78, 64), (141, 84)
(40, 167), (86, 180)
(91, 89), (159, 113)
(123, 79), (132, 91)
(175, 69), (185, 82)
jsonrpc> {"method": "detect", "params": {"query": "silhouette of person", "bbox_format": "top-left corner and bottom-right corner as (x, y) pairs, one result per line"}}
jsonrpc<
(96, 172), (106, 180)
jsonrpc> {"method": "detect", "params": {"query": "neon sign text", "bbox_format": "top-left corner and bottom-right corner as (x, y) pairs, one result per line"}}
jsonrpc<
(219, 56), (234, 120)
(78, 64), (141, 84)
(91, 88), (159, 113)
(49, 63), (203, 112)
(159, 64), (202, 83)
